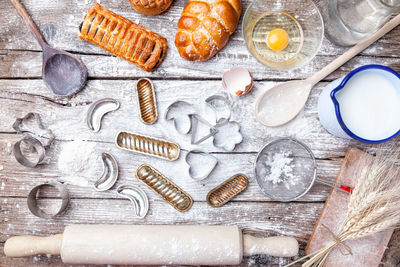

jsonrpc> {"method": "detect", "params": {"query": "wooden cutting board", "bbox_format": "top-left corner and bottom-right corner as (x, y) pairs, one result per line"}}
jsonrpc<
(306, 147), (393, 267)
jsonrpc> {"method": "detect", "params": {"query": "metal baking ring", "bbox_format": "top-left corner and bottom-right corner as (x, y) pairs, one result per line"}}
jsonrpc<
(13, 136), (46, 168)
(27, 182), (70, 219)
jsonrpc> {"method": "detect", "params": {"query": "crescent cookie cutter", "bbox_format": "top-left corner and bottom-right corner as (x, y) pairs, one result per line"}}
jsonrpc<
(93, 153), (119, 191)
(117, 185), (149, 218)
(27, 181), (70, 219)
(86, 98), (120, 132)
(12, 113), (55, 168)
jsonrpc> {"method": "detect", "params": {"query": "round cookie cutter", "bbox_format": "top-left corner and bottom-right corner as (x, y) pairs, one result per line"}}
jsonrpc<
(27, 182), (70, 219)
(12, 112), (55, 168)
(13, 136), (46, 168)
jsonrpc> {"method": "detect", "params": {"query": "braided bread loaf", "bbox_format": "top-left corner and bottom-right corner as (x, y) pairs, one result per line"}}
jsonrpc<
(129, 0), (173, 15)
(175, 0), (241, 61)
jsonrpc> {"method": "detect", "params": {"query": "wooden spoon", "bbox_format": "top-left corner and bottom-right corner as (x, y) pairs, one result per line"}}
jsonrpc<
(255, 13), (400, 127)
(10, 0), (87, 96)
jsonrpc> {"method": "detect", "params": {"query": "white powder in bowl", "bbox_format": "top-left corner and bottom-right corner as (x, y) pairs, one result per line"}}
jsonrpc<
(263, 151), (299, 189)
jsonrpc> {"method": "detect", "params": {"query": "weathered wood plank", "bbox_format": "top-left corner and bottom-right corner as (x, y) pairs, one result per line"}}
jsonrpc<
(0, 198), (320, 241)
(0, 132), (342, 201)
(2, 50), (400, 80)
(2, 0), (400, 80)
(1, 198), (398, 266)
(3, 0), (400, 57)
(0, 197), (321, 266)
(0, 79), (389, 158)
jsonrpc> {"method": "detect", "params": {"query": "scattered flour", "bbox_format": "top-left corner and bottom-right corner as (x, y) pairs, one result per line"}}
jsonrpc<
(0, 182), (5, 190)
(264, 151), (295, 185)
(57, 140), (98, 187)
(262, 151), (303, 191)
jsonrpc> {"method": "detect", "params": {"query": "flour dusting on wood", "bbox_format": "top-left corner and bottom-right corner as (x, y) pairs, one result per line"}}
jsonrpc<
(57, 140), (98, 187)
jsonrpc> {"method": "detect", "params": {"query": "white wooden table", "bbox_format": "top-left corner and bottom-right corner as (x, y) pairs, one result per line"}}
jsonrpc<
(1, 0), (400, 266)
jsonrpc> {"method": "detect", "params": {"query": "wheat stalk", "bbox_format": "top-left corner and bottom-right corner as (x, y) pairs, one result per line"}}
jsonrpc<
(285, 146), (400, 267)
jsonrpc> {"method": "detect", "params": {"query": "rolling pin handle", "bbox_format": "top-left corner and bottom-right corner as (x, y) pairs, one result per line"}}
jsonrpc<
(243, 234), (299, 257)
(4, 234), (63, 257)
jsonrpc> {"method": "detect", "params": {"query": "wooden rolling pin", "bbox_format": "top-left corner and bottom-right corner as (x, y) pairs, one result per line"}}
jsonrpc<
(4, 225), (298, 265)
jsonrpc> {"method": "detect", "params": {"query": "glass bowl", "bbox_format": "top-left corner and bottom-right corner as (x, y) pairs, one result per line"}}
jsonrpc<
(243, 0), (324, 70)
(254, 138), (317, 201)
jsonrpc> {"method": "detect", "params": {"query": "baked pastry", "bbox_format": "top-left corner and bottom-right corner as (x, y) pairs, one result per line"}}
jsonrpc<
(79, 3), (167, 72)
(175, 0), (241, 61)
(129, 0), (173, 15)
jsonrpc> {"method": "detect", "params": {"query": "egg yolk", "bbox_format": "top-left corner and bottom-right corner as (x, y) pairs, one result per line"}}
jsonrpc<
(266, 28), (289, 51)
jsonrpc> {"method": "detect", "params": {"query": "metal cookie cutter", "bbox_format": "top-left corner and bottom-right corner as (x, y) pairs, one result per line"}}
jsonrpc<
(213, 118), (243, 151)
(185, 150), (218, 181)
(117, 185), (149, 218)
(94, 153), (119, 191)
(207, 174), (249, 207)
(27, 181), (70, 219)
(115, 131), (180, 161)
(136, 164), (193, 212)
(86, 98), (120, 132)
(190, 114), (218, 145)
(12, 113), (55, 168)
(165, 100), (196, 135)
(205, 93), (232, 123)
(136, 78), (158, 124)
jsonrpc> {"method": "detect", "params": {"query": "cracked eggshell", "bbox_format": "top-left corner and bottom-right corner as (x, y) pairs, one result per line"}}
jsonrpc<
(222, 67), (254, 96)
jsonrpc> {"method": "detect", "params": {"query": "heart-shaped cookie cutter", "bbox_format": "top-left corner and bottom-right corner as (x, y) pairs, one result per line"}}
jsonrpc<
(185, 150), (218, 181)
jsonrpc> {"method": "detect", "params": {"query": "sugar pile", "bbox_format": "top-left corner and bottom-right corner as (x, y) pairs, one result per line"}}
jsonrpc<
(57, 140), (98, 187)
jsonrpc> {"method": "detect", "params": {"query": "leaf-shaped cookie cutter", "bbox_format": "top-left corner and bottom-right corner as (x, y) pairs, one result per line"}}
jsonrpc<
(86, 98), (120, 132)
(117, 185), (149, 218)
(93, 153), (119, 191)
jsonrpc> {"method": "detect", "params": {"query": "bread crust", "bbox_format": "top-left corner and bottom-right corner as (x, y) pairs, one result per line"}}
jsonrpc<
(175, 0), (241, 61)
(78, 4), (168, 72)
(129, 0), (173, 15)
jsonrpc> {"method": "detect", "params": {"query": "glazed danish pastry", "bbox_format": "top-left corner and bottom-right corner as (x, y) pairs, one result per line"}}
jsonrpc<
(79, 4), (167, 72)
(129, 0), (173, 15)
